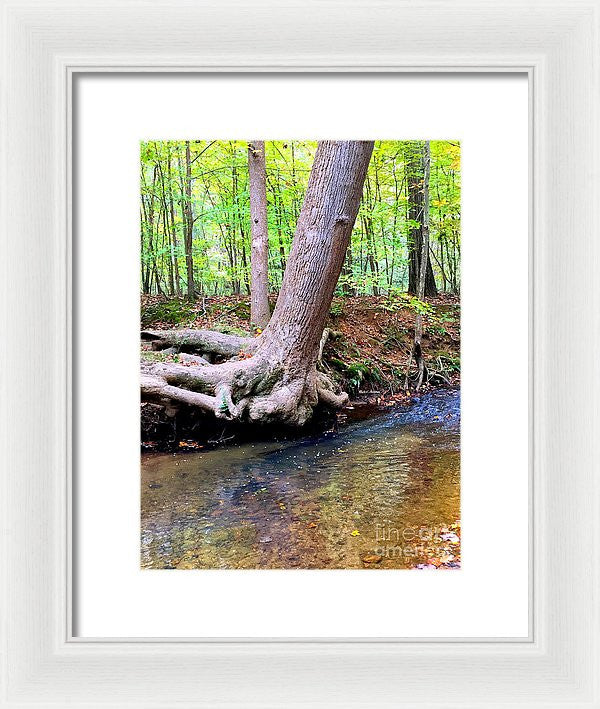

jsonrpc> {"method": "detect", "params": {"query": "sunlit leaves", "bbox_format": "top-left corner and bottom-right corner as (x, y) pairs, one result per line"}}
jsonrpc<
(140, 139), (461, 297)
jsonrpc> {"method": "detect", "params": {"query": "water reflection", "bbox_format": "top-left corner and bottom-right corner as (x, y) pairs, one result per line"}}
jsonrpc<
(141, 390), (460, 569)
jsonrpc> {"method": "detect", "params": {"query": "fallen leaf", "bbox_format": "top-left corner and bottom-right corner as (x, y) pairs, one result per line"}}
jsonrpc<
(178, 440), (203, 449)
(362, 554), (383, 564)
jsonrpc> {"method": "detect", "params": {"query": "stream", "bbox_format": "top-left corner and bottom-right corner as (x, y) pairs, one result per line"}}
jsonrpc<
(141, 389), (460, 570)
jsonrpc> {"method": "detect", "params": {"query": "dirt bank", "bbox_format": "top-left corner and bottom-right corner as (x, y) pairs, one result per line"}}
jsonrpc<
(140, 293), (460, 449)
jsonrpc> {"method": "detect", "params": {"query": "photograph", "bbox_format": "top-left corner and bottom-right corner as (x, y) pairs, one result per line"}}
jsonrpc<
(6, 0), (598, 702)
(139, 139), (461, 570)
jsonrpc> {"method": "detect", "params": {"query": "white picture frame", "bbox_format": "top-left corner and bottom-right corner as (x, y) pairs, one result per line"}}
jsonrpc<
(1, 0), (598, 706)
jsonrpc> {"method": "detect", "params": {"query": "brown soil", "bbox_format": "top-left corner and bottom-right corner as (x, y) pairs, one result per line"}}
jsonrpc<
(140, 293), (459, 447)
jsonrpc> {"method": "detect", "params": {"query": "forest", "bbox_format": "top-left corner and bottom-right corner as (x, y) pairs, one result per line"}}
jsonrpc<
(140, 139), (461, 570)
(140, 140), (460, 300)
(140, 139), (460, 440)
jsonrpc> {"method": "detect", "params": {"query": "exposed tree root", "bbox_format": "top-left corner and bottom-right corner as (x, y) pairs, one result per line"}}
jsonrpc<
(316, 371), (349, 408)
(141, 328), (256, 359)
(141, 373), (219, 414)
(318, 328), (330, 365)
(178, 353), (210, 366)
(140, 341), (349, 427)
(140, 141), (374, 428)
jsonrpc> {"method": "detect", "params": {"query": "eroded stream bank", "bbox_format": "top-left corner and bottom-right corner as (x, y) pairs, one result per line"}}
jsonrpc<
(141, 389), (460, 570)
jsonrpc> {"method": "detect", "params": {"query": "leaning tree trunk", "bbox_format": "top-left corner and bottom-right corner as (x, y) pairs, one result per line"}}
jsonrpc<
(142, 140), (374, 426)
(248, 141), (271, 329)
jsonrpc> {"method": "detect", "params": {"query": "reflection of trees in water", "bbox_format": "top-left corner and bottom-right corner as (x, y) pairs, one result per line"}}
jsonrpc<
(141, 392), (460, 569)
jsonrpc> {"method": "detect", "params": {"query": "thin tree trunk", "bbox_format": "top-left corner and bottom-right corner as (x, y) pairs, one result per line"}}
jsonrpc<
(362, 177), (380, 295)
(231, 153), (250, 295)
(167, 148), (182, 297)
(248, 141), (271, 328)
(141, 166), (160, 294)
(413, 141), (431, 390)
(374, 161), (390, 292)
(405, 141), (437, 297)
(184, 141), (195, 299)
(341, 243), (355, 296)
(163, 208), (175, 295)
(157, 159), (178, 297)
(270, 168), (288, 282)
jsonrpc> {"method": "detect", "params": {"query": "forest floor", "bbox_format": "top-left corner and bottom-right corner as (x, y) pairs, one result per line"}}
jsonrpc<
(140, 293), (460, 448)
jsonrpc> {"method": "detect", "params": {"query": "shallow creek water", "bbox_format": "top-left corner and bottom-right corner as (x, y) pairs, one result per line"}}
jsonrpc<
(141, 389), (460, 569)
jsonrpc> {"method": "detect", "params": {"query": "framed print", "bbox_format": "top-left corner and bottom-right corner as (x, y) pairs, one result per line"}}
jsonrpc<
(74, 72), (529, 640)
(1, 1), (599, 707)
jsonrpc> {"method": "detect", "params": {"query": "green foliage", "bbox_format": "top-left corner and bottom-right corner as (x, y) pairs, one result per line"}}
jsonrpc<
(332, 359), (384, 395)
(329, 300), (344, 317)
(140, 140), (461, 299)
(435, 353), (461, 373)
(379, 292), (434, 316)
(428, 324), (448, 336)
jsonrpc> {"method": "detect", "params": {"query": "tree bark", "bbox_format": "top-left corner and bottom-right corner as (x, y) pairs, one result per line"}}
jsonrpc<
(142, 140), (374, 426)
(405, 141), (437, 297)
(141, 328), (254, 359)
(166, 147), (182, 297)
(412, 140), (431, 390)
(183, 141), (195, 299)
(248, 141), (271, 328)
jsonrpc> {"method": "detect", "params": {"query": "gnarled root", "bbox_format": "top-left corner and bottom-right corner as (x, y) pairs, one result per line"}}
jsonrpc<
(141, 356), (266, 421)
(141, 328), (256, 359)
(316, 371), (349, 408)
(178, 353), (210, 366)
(141, 373), (220, 414)
(317, 386), (349, 408)
(140, 353), (350, 427)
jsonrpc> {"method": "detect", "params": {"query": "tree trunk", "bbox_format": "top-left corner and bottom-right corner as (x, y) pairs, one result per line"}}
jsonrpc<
(340, 243), (355, 296)
(231, 155), (250, 295)
(184, 141), (195, 299)
(141, 140), (374, 426)
(167, 148), (182, 297)
(248, 141), (271, 329)
(141, 165), (160, 294)
(412, 140), (431, 390)
(405, 141), (437, 297)
(162, 208), (175, 295)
